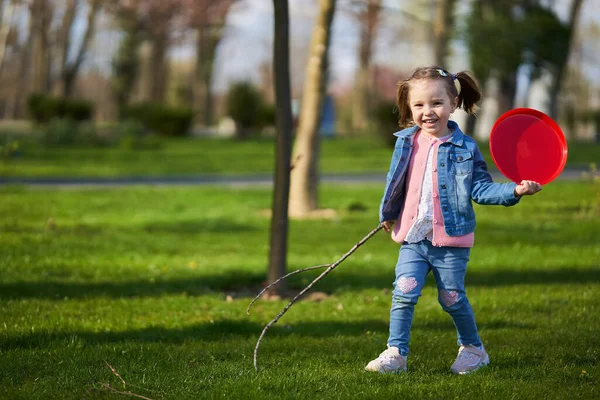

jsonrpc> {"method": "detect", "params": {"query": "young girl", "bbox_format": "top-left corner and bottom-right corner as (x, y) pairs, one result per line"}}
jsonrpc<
(365, 66), (542, 375)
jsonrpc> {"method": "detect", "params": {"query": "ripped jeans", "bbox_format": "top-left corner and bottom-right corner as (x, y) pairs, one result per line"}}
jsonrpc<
(388, 240), (482, 356)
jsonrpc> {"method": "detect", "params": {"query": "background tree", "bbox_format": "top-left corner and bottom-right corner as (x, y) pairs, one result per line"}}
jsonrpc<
(349, 0), (381, 133)
(110, 0), (144, 115)
(268, 0), (293, 295)
(547, 0), (584, 119)
(56, 0), (102, 97)
(0, 0), (17, 75)
(30, 0), (53, 94)
(185, 0), (235, 127)
(432, 0), (457, 67)
(289, 0), (336, 218)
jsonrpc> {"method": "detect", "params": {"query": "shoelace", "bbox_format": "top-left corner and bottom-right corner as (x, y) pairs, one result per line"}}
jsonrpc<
(379, 349), (399, 361)
(457, 348), (479, 363)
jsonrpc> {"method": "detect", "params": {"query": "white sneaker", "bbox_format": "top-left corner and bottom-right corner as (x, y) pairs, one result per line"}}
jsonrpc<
(450, 345), (489, 375)
(364, 346), (407, 374)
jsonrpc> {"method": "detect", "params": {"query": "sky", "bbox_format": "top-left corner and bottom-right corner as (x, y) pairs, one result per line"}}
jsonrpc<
(212, 0), (600, 94)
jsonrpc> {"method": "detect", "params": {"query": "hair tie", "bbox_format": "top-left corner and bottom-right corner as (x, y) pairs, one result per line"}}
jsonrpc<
(452, 73), (461, 95)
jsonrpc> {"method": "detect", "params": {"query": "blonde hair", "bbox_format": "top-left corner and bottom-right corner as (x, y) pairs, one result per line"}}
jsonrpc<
(396, 66), (483, 128)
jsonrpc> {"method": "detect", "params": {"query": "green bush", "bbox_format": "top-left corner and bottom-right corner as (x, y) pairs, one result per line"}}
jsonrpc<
(0, 134), (23, 162)
(226, 82), (264, 138)
(257, 102), (276, 129)
(41, 118), (79, 146)
(27, 94), (94, 124)
(373, 101), (400, 147)
(116, 119), (163, 150)
(121, 103), (194, 137)
(581, 109), (600, 140)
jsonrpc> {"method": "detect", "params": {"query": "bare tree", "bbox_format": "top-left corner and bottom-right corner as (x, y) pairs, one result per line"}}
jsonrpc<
(0, 0), (17, 76)
(109, 0), (143, 112)
(351, 0), (381, 133)
(288, 0), (337, 218)
(432, 0), (457, 67)
(56, 0), (102, 97)
(548, 0), (584, 119)
(30, 0), (53, 94)
(268, 0), (293, 295)
(186, 0), (234, 127)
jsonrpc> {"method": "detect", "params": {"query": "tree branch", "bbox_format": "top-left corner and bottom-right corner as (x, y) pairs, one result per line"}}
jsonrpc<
(251, 224), (383, 371)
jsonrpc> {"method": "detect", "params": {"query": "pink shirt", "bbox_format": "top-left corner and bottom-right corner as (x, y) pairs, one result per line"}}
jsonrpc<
(392, 131), (474, 248)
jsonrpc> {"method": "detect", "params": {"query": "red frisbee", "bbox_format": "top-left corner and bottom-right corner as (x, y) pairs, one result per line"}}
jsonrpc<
(489, 108), (567, 185)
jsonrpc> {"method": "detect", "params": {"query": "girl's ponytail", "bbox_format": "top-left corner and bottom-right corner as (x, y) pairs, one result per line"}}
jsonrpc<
(454, 71), (483, 114)
(396, 79), (413, 128)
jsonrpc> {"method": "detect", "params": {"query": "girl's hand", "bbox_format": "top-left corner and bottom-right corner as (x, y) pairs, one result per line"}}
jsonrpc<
(382, 220), (395, 233)
(514, 180), (542, 197)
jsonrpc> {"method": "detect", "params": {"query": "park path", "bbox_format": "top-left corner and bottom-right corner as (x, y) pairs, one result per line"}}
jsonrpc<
(0, 167), (592, 188)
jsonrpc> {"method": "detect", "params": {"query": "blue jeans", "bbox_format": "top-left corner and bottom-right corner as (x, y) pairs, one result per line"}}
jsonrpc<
(388, 240), (482, 356)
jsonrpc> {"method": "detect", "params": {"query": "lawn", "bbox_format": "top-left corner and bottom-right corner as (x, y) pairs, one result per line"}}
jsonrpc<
(1, 135), (598, 178)
(1, 181), (599, 399)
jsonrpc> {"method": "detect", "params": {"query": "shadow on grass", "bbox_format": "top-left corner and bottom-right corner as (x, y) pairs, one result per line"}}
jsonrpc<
(0, 317), (536, 351)
(0, 319), (389, 350)
(1, 266), (598, 300)
(1, 219), (258, 235)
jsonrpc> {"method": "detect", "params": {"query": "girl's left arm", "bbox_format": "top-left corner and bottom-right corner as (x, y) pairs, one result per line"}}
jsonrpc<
(470, 146), (521, 207)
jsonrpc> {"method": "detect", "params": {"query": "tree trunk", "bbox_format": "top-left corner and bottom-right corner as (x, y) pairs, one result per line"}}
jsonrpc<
(193, 26), (219, 126)
(268, 0), (293, 294)
(433, 0), (457, 66)
(548, 0), (583, 120)
(111, 27), (141, 115)
(289, 0), (336, 218)
(352, 0), (380, 133)
(0, 0), (16, 76)
(62, 0), (101, 98)
(8, 1), (38, 117)
(55, 0), (77, 96)
(148, 30), (168, 103)
(498, 72), (517, 115)
(30, 0), (52, 94)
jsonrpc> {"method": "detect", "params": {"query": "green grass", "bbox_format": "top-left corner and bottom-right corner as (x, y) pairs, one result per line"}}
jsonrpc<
(1, 182), (599, 399)
(1, 136), (598, 178)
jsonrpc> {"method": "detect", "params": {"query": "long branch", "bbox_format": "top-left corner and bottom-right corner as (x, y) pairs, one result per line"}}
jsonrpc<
(253, 224), (383, 371)
(246, 263), (331, 315)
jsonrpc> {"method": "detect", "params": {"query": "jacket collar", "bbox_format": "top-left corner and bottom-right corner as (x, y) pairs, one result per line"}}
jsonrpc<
(393, 120), (465, 146)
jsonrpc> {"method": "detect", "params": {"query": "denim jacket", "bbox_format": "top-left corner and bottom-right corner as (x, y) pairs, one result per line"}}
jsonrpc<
(379, 121), (520, 236)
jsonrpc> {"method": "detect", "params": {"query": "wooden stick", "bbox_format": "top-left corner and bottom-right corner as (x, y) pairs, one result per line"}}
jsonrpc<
(100, 383), (155, 400)
(252, 224), (383, 371)
(104, 360), (127, 386)
(246, 263), (331, 315)
(103, 360), (163, 396)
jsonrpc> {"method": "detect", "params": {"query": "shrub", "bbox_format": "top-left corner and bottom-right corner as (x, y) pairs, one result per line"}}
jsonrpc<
(580, 109), (600, 141)
(0, 135), (23, 162)
(257, 102), (276, 129)
(27, 94), (94, 124)
(41, 118), (79, 146)
(115, 119), (163, 150)
(121, 103), (194, 137)
(226, 81), (264, 138)
(373, 101), (400, 147)
(27, 94), (62, 124)
(63, 99), (94, 121)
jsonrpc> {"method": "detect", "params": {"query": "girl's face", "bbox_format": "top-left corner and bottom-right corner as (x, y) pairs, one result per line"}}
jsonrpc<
(408, 79), (457, 138)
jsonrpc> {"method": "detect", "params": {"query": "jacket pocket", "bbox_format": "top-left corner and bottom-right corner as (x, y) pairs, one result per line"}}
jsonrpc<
(450, 152), (473, 176)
